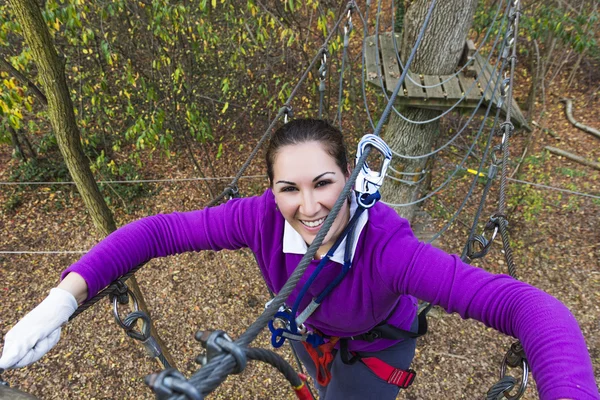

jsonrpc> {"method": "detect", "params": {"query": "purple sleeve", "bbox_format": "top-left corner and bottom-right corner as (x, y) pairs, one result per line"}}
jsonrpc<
(376, 222), (599, 400)
(61, 194), (265, 300)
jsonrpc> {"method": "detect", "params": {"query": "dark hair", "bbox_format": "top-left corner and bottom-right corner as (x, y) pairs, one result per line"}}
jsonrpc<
(266, 118), (349, 183)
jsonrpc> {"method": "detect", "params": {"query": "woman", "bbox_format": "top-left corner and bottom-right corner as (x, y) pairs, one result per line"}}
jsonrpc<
(0, 119), (597, 399)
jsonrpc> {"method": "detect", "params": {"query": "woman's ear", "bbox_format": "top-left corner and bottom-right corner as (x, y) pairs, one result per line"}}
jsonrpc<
(346, 163), (352, 178)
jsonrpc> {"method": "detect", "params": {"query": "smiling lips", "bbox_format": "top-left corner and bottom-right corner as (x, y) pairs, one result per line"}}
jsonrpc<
(300, 216), (326, 228)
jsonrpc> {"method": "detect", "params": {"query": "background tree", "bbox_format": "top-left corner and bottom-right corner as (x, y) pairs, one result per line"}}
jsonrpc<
(8, 0), (176, 369)
(380, 0), (479, 221)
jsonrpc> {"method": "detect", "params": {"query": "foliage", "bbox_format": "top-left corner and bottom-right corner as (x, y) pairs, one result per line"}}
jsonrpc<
(1, 0), (338, 207)
(473, 0), (598, 60)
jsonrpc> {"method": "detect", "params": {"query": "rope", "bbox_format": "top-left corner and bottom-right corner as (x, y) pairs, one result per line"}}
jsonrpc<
(429, 106), (504, 245)
(356, 3), (376, 131)
(0, 175), (267, 186)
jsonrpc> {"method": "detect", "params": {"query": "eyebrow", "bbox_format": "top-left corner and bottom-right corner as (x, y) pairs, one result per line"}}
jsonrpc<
(275, 171), (336, 185)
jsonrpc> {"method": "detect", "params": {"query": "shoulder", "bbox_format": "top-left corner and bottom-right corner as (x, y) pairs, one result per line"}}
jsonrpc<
(365, 202), (416, 242)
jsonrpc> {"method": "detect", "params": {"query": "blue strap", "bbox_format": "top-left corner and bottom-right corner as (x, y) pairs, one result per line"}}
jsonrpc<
(268, 191), (381, 348)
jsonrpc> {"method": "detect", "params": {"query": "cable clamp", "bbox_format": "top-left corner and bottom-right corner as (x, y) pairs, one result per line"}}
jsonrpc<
(354, 134), (392, 208)
(318, 50), (328, 83)
(280, 104), (293, 123)
(145, 368), (202, 400)
(109, 280), (130, 305)
(225, 184), (240, 200)
(195, 330), (247, 374)
(344, 5), (354, 37)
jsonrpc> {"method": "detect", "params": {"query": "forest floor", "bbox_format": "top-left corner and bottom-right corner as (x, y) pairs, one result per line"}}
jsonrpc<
(0, 75), (599, 399)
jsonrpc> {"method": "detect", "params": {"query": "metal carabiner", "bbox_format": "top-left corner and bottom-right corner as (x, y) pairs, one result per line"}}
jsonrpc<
(354, 134), (392, 208)
(499, 342), (529, 400)
(113, 287), (140, 330)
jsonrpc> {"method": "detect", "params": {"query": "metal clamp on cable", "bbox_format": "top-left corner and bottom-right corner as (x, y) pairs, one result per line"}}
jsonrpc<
(113, 287), (139, 329)
(195, 330), (247, 374)
(467, 213), (503, 259)
(498, 341), (529, 400)
(343, 6), (353, 46)
(226, 184), (240, 200)
(354, 134), (392, 208)
(145, 368), (202, 400)
(318, 51), (328, 92)
(280, 104), (293, 124)
(109, 280), (130, 305)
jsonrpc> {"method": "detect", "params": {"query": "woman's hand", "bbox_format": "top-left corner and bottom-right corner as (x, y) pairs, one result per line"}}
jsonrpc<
(0, 287), (78, 369)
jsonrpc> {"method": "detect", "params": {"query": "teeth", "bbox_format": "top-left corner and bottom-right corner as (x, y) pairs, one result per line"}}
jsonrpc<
(301, 217), (325, 228)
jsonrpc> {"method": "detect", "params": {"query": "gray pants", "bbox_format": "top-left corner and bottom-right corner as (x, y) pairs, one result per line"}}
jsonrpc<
(291, 325), (417, 399)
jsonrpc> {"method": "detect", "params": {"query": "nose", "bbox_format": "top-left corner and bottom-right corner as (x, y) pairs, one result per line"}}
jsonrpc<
(300, 189), (319, 217)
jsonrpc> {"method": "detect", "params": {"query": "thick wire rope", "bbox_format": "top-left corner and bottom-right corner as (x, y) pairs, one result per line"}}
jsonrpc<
(428, 106), (504, 244)
(333, 10), (353, 128)
(371, 0), (511, 126)
(495, 4), (521, 280)
(173, 1), (438, 397)
(387, 0), (507, 89)
(355, 2), (376, 131)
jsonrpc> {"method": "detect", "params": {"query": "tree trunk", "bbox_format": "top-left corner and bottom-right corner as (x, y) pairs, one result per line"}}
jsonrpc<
(9, 0), (176, 370)
(9, 125), (26, 161)
(381, 0), (478, 221)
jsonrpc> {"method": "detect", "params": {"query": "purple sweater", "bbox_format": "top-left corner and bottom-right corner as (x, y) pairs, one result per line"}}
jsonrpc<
(63, 190), (598, 399)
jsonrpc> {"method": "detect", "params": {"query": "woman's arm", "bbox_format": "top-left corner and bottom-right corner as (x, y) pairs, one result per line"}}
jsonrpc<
(57, 272), (88, 304)
(375, 223), (598, 399)
(61, 193), (266, 301)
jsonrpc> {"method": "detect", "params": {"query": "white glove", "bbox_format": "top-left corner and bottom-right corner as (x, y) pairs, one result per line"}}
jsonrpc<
(0, 288), (78, 369)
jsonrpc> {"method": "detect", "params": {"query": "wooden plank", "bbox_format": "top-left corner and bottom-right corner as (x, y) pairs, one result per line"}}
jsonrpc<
(473, 53), (495, 103)
(458, 73), (481, 102)
(422, 75), (445, 101)
(510, 98), (531, 131)
(440, 75), (462, 100)
(405, 71), (425, 99)
(364, 35), (383, 89)
(378, 32), (402, 94)
(464, 40), (477, 77)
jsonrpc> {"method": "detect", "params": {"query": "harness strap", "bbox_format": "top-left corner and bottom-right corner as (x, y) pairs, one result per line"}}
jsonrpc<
(360, 357), (416, 389)
(301, 338), (340, 386)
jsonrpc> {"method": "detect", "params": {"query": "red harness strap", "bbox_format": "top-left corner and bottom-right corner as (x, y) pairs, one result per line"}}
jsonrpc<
(301, 337), (339, 386)
(360, 356), (416, 388)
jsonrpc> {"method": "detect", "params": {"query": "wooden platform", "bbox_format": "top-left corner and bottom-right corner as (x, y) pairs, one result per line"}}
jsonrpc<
(364, 32), (530, 131)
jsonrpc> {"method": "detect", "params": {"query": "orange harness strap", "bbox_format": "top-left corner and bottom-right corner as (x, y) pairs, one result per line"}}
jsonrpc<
(301, 337), (340, 386)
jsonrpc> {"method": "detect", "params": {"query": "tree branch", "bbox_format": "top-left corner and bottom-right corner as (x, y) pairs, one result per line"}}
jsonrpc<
(0, 55), (48, 105)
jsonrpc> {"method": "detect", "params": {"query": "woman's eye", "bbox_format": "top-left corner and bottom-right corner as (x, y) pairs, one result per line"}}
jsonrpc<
(280, 186), (297, 192)
(316, 180), (332, 188)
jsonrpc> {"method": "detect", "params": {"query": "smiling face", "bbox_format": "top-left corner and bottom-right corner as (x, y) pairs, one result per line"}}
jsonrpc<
(272, 141), (350, 254)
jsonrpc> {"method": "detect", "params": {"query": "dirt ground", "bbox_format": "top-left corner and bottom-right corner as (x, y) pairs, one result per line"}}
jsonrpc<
(0, 78), (599, 399)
